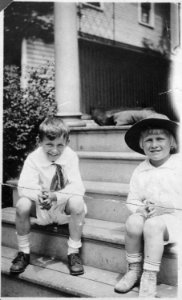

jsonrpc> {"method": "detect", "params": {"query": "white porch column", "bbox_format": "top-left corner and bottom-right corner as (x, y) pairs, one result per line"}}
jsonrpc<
(54, 2), (85, 126)
(0, 10), (4, 203)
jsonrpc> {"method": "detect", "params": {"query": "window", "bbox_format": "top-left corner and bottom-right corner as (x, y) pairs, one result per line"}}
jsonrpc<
(138, 3), (154, 28)
(82, 2), (103, 11)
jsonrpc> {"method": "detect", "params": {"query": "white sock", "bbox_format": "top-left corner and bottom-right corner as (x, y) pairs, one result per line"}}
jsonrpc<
(17, 233), (30, 254)
(126, 252), (143, 264)
(68, 247), (79, 255)
(67, 237), (81, 255)
(144, 259), (160, 272)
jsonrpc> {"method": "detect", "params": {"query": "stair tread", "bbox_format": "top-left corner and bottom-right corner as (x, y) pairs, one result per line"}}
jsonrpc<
(2, 207), (177, 256)
(1, 246), (177, 298)
(78, 151), (145, 160)
(70, 125), (131, 131)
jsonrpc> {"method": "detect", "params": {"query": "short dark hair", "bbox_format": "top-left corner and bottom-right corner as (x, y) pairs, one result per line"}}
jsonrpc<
(38, 116), (70, 142)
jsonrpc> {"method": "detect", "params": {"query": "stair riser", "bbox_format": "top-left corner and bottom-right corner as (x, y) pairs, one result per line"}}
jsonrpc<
(70, 130), (131, 152)
(158, 256), (178, 286)
(2, 223), (177, 285)
(85, 193), (131, 222)
(79, 158), (140, 183)
(2, 275), (69, 297)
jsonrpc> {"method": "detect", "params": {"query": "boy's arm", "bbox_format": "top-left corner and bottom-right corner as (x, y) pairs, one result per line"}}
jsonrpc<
(55, 154), (85, 205)
(18, 156), (42, 202)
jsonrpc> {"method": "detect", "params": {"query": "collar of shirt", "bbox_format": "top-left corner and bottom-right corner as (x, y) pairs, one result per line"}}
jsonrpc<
(142, 153), (180, 172)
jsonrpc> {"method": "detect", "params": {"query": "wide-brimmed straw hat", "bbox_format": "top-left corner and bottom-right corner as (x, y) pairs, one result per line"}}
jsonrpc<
(125, 113), (179, 155)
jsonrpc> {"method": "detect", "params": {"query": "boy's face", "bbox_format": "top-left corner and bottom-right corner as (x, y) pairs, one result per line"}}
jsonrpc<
(141, 129), (171, 167)
(41, 136), (68, 162)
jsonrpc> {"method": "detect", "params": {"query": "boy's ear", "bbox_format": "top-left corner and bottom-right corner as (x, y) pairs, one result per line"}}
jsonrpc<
(139, 137), (144, 150)
(36, 136), (41, 145)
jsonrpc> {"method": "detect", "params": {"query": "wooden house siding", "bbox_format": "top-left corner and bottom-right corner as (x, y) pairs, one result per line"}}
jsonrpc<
(79, 3), (170, 53)
(26, 39), (54, 67)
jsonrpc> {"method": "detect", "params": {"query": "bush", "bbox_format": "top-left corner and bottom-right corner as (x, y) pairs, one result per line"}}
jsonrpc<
(3, 63), (57, 181)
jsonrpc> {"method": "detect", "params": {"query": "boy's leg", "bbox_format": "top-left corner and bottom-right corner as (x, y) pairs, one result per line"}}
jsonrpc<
(115, 213), (145, 293)
(139, 216), (168, 297)
(16, 197), (36, 235)
(10, 197), (36, 273)
(65, 196), (85, 275)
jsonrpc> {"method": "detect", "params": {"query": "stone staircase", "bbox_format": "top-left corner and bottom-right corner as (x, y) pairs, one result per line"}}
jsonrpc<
(1, 126), (178, 297)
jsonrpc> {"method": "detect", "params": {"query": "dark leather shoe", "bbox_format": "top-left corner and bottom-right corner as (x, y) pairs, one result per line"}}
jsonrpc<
(10, 252), (30, 274)
(68, 253), (84, 276)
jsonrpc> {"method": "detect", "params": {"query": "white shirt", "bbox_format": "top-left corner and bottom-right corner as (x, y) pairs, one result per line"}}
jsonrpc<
(127, 153), (182, 219)
(18, 146), (85, 205)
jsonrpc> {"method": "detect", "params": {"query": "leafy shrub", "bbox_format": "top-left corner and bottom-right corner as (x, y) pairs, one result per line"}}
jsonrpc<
(3, 63), (57, 181)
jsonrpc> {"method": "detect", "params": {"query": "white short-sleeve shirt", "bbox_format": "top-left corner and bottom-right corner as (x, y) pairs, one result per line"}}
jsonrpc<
(18, 146), (85, 225)
(127, 153), (182, 244)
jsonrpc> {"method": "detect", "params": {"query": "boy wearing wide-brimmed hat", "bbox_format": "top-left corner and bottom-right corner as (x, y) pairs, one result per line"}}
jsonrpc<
(115, 114), (182, 297)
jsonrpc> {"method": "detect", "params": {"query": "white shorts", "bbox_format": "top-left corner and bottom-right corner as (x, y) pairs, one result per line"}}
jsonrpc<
(160, 214), (181, 245)
(35, 197), (87, 226)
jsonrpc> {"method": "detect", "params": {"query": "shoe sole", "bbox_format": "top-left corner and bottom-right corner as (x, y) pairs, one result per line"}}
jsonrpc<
(114, 281), (140, 293)
(70, 270), (84, 276)
(10, 268), (27, 274)
(10, 264), (29, 274)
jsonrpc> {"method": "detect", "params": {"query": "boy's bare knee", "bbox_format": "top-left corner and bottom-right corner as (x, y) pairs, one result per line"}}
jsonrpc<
(16, 197), (32, 216)
(126, 213), (144, 236)
(67, 196), (85, 214)
(143, 217), (165, 238)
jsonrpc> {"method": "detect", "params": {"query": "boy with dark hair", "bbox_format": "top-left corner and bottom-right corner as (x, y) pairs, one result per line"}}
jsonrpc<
(10, 116), (86, 276)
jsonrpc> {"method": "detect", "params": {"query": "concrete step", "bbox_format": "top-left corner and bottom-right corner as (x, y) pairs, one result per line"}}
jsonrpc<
(84, 181), (130, 222)
(1, 246), (131, 298)
(2, 207), (127, 274)
(2, 207), (178, 286)
(70, 125), (132, 152)
(6, 179), (131, 223)
(2, 246), (177, 298)
(78, 151), (145, 183)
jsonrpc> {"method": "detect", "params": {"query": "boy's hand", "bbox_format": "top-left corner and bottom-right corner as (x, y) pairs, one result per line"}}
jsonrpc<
(38, 191), (47, 208)
(146, 199), (175, 218)
(136, 204), (148, 218)
(145, 200), (156, 217)
(38, 195), (51, 210)
(38, 190), (57, 210)
(47, 191), (57, 204)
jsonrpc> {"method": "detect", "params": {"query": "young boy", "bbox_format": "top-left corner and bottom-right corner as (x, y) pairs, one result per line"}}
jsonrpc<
(114, 114), (182, 297)
(10, 116), (86, 276)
